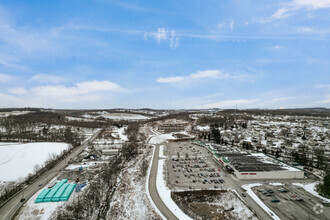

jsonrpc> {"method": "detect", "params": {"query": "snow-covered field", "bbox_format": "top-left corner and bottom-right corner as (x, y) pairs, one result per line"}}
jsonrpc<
(242, 183), (280, 220)
(149, 133), (176, 144)
(102, 113), (151, 120)
(0, 142), (70, 182)
(65, 116), (96, 122)
(195, 125), (210, 131)
(82, 112), (151, 121)
(0, 111), (31, 117)
(111, 127), (128, 144)
(149, 131), (193, 144)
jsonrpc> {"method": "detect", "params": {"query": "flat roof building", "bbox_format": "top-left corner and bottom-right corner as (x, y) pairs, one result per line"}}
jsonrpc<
(213, 152), (304, 180)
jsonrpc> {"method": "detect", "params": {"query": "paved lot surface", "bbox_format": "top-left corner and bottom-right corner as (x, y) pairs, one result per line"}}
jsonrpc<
(253, 184), (330, 220)
(164, 142), (229, 190)
(163, 141), (272, 220)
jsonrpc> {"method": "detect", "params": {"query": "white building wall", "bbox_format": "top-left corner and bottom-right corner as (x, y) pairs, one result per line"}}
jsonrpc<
(234, 170), (304, 180)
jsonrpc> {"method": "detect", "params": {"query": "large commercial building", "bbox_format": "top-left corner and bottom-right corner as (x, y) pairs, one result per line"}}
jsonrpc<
(190, 140), (304, 180)
(158, 123), (186, 131)
(213, 152), (304, 180)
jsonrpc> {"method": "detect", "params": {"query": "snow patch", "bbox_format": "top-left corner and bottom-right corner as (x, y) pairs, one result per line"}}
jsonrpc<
(157, 159), (192, 220)
(145, 146), (166, 220)
(292, 182), (330, 203)
(269, 183), (284, 186)
(159, 145), (166, 158)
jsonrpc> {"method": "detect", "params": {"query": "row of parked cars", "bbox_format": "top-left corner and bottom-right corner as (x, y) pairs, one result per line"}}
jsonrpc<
(257, 187), (305, 202)
(258, 188), (281, 202)
(191, 178), (224, 184)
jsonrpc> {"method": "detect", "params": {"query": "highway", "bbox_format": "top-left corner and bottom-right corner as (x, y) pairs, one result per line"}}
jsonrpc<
(0, 129), (102, 220)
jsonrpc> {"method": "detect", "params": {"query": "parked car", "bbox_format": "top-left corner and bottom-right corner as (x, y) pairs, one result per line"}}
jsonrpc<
(20, 198), (25, 202)
(292, 196), (303, 201)
(322, 201), (330, 207)
(272, 199), (280, 203)
(278, 188), (288, 193)
(242, 192), (246, 197)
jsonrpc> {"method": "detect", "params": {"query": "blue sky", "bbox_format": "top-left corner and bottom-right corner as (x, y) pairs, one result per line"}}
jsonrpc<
(0, 0), (329, 109)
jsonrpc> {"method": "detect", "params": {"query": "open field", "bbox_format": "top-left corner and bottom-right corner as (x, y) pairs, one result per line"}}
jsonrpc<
(0, 142), (70, 182)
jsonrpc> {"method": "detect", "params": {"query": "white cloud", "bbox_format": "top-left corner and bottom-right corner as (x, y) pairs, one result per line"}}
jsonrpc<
(110, 1), (147, 12)
(268, 96), (296, 103)
(144, 28), (179, 49)
(157, 76), (185, 83)
(270, 0), (330, 21)
(270, 45), (284, 49)
(29, 74), (64, 84)
(195, 96), (299, 109)
(157, 69), (251, 84)
(217, 20), (234, 30)
(0, 93), (28, 107)
(218, 22), (226, 29)
(8, 87), (27, 95)
(198, 99), (260, 109)
(0, 73), (14, 83)
(0, 21), (57, 53)
(169, 31), (179, 49)
(315, 84), (330, 89)
(155, 28), (168, 42)
(271, 8), (293, 19)
(294, 0), (330, 9)
(1, 80), (127, 108)
(75, 80), (125, 93)
(314, 95), (330, 104)
(229, 20), (234, 30)
(190, 70), (220, 79)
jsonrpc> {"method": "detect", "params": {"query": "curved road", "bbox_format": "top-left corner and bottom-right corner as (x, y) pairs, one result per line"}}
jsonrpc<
(148, 144), (178, 220)
(0, 130), (102, 220)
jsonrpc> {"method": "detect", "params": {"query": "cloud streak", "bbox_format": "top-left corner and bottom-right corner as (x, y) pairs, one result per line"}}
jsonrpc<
(198, 99), (260, 109)
(269, 0), (330, 22)
(0, 73), (14, 83)
(144, 28), (179, 48)
(29, 74), (64, 84)
(157, 70), (251, 84)
(1, 80), (127, 108)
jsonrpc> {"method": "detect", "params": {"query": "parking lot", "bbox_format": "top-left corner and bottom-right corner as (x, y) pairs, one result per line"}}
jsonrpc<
(252, 184), (330, 220)
(163, 141), (230, 190)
